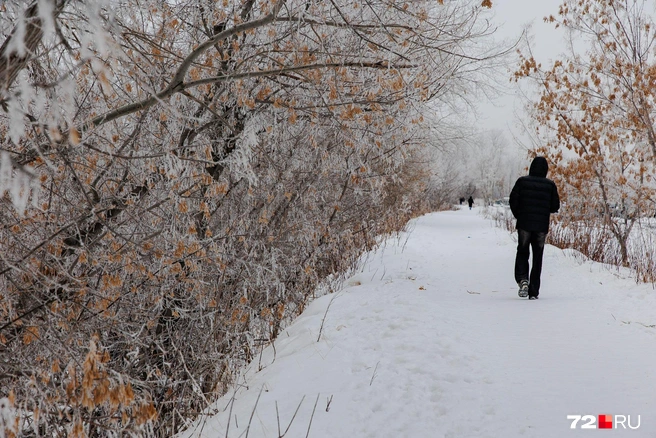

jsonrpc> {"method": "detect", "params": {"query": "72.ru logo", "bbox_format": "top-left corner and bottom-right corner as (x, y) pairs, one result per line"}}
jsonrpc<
(567, 414), (640, 429)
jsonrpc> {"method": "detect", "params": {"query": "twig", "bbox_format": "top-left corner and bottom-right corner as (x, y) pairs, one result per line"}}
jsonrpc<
(282, 395), (306, 436)
(225, 392), (236, 438)
(257, 342), (266, 372)
(305, 394), (320, 438)
(622, 319), (656, 328)
(244, 386), (265, 438)
(224, 371), (247, 438)
(370, 361), (380, 386)
(317, 293), (340, 342)
(370, 267), (378, 282)
(325, 395), (333, 412)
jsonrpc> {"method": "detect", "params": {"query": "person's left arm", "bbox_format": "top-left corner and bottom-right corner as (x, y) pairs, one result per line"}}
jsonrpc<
(509, 180), (521, 218)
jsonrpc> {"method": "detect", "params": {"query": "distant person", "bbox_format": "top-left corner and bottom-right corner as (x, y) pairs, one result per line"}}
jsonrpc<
(459, 197), (465, 205)
(467, 196), (474, 210)
(509, 156), (560, 300)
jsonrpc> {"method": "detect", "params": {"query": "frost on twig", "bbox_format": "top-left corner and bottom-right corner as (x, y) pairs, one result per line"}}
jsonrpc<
(0, 397), (17, 438)
(0, 151), (36, 216)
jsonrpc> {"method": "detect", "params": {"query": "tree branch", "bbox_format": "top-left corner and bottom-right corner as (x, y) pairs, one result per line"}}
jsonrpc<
(81, 0), (287, 131)
(182, 61), (418, 89)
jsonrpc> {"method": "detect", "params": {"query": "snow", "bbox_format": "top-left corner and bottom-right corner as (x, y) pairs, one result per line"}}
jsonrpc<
(179, 207), (656, 438)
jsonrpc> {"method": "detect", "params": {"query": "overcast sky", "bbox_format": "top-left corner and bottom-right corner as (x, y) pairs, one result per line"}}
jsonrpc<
(477, 0), (567, 150)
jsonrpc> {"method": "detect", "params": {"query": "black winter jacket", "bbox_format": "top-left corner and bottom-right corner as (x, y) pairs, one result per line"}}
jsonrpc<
(509, 157), (560, 233)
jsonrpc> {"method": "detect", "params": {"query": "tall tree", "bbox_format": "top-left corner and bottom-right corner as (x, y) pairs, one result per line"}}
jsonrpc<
(516, 0), (656, 265)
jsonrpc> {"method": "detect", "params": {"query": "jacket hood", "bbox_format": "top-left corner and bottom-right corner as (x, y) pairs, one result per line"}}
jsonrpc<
(529, 157), (548, 178)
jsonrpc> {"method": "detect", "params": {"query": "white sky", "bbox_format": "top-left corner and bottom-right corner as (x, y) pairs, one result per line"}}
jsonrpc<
(478, 0), (567, 150)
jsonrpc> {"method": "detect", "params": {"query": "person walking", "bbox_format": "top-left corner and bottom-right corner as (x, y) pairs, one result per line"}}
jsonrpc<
(509, 157), (560, 300)
(467, 196), (474, 210)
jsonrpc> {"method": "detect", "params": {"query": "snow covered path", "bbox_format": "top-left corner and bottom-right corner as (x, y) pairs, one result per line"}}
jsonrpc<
(180, 207), (656, 438)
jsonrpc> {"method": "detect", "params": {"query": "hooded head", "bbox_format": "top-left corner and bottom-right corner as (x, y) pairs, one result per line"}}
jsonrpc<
(529, 156), (548, 178)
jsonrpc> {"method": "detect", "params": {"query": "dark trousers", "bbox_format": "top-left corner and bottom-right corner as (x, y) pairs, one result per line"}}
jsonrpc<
(514, 229), (547, 297)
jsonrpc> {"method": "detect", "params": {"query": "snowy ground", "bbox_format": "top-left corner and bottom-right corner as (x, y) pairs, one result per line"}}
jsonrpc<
(179, 207), (656, 438)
